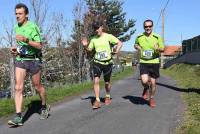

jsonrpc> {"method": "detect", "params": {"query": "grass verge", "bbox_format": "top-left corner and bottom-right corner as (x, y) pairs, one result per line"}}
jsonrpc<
(161, 64), (200, 134)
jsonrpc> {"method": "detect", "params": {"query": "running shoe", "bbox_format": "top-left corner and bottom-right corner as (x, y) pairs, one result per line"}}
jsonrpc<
(149, 98), (156, 108)
(8, 116), (23, 126)
(92, 100), (101, 109)
(104, 97), (111, 105)
(39, 104), (50, 120)
(142, 88), (149, 100)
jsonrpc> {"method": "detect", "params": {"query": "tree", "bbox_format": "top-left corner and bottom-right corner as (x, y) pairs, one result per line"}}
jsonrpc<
(1, 20), (15, 98)
(83, 0), (136, 75)
(67, 0), (88, 83)
(68, 0), (136, 82)
(85, 0), (136, 42)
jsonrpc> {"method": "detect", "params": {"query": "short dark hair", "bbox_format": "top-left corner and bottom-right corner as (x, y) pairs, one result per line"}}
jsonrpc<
(92, 21), (104, 30)
(143, 19), (153, 27)
(15, 3), (29, 15)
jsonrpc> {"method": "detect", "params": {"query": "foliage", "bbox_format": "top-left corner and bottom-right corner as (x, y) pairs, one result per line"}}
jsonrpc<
(162, 64), (200, 134)
(85, 0), (136, 42)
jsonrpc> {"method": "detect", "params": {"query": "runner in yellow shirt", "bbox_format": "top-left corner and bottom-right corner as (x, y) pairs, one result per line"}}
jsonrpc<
(134, 19), (164, 108)
(82, 21), (122, 109)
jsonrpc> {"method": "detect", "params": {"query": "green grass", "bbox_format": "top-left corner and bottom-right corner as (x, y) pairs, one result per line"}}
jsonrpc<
(161, 64), (200, 134)
(0, 67), (133, 118)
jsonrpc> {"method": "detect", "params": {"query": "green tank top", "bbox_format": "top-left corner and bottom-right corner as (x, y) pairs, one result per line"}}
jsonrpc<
(14, 21), (42, 61)
(88, 33), (119, 65)
(135, 32), (164, 64)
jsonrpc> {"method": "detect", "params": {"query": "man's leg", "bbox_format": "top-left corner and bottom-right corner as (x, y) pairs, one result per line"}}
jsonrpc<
(93, 77), (101, 102)
(141, 74), (149, 86)
(92, 77), (101, 109)
(15, 67), (26, 113)
(91, 63), (102, 109)
(32, 70), (46, 106)
(149, 77), (156, 108)
(32, 70), (50, 119)
(8, 67), (26, 126)
(103, 64), (112, 105)
(104, 68), (112, 96)
(105, 82), (111, 95)
(149, 77), (156, 98)
(149, 63), (160, 108)
(140, 74), (150, 100)
(104, 82), (111, 105)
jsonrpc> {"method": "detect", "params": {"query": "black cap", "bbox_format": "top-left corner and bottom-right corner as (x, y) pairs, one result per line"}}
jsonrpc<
(92, 21), (103, 30)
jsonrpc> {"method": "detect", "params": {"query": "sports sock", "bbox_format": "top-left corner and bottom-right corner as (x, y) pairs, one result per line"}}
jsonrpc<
(105, 94), (111, 98)
(16, 112), (22, 118)
(96, 98), (100, 102)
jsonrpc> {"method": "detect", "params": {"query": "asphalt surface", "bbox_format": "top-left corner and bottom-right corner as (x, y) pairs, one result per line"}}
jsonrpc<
(0, 72), (184, 134)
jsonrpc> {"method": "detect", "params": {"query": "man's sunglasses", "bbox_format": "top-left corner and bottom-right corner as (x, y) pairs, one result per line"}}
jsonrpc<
(144, 25), (152, 28)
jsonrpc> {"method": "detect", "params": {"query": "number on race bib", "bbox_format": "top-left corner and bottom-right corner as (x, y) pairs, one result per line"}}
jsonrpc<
(97, 51), (108, 60)
(142, 50), (154, 59)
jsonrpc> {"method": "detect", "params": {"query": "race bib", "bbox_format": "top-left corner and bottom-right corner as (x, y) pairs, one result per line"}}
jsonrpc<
(96, 51), (108, 60)
(142, 50), (154, 59)
(17, 45), (29, 56)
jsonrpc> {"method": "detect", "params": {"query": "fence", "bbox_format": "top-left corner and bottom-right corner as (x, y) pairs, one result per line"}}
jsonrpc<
(182, 35), (200, 54)
(164, 35), (200, 68)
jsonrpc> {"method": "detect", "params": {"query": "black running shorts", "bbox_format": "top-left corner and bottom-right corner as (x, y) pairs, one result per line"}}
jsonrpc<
(139, 63), (160, 79)
(93, 62), (113, 82)
(15, 60), (42, 75)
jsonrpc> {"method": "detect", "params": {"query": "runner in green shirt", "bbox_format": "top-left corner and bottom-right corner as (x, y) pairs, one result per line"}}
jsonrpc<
(8, 3), (50, 126)
(14, 20), (42, 61)
(134, 19), (164, 108)
(82, 21), (122, 109)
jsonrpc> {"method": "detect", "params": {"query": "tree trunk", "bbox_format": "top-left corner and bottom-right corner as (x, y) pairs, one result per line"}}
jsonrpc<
(10, 56), (15, 98)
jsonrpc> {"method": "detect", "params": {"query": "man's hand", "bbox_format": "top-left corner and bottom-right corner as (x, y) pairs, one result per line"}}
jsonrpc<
(10, 47), (18, 56)
(154, 43), (164, 52)
(111, 47), (117, 55)
(134, 44), (141, 50)
(16, 35), (29, 43)
(111, 52), (117, 55)
(81, 37), (88, 47)
(154, 43), (159, 51)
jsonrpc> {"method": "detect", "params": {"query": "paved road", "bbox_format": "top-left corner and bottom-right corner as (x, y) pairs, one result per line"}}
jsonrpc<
(0, 73), (184, 134)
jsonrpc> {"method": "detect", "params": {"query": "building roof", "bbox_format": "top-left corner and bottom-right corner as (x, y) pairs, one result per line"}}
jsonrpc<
(163, 45), (182, 56)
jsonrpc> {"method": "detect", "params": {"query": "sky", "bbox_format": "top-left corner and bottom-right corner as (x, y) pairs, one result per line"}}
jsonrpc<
(0, 0), (200, 51)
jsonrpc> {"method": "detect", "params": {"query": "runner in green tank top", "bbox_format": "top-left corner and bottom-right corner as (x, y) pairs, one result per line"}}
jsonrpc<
(134, 19), (164, 108)
(82, 21), (122, 109)
(14, 20), (42, 61)
(8, 3), (50, 127)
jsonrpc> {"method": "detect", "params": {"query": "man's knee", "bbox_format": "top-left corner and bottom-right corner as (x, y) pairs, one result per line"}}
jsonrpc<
(150, 81), (156, 87)
(141, 79), (149, 85)
(15, 85), (23, 93)
(105, 82), (111, 88)
(33, 83), (42, 90)
(105, 82), (110, 85)
(94, 77), (100, 84)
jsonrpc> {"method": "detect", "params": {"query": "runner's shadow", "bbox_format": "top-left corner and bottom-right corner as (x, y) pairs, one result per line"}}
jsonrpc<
(81, 96), (105, 105)
(22, 100), (42, 123)
(156, 82), (200, 94)
(123, 95), (148, 105)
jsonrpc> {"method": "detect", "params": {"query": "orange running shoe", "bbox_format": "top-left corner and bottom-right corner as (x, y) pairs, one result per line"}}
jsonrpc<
(105, 97), (111, 105)
(149, 98), (156, 108)
(142, 89), (149, 100)
(92, 100), (101, 109)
